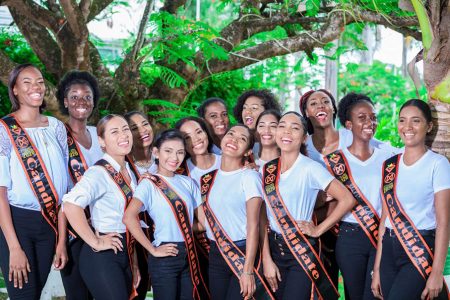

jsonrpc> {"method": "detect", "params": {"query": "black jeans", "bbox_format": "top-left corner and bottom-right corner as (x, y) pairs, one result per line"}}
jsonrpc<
(148, 242), (193, 300)
(269, 232), (317, 300)
(0, 205), (56, 300)
(79, 232), (132, 300)
(335, 222), (376, 300)
(380, 228), (448, 299)
(60, 238), (93, 300)
(208, 239), (247, 300)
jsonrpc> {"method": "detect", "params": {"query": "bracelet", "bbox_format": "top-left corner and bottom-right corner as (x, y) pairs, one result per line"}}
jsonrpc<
(241, 271), (254, 276)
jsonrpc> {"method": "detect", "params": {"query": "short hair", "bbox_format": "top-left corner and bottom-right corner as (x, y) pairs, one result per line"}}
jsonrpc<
(233, 89), (281, 123)
(174, 116), (214, 153)
(337, 92), (374, 126)
(197, 97), (227, 118)
(8, 63), (46, 113)
(399, 99), (432, 123)
(56, 70), (100, 115)
(298, 89), (337, 134)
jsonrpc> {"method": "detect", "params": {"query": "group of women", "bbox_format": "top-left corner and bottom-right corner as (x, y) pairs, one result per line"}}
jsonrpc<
(0, 63), (448, 300)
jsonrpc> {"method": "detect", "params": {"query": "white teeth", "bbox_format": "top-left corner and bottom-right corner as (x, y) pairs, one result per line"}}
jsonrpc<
(281, 138), (292, 143)
(76, 108), (87, 112)
(226, 143), (237, 150)
(118, 141), (129, 146)
(193, 142), (204, 149)
(215, 125), (225, 129)
(404, 133), (414, 136)
(140, 134), (150, 140)
(316, 112), (327, 117)
(261, 135), (272, 140)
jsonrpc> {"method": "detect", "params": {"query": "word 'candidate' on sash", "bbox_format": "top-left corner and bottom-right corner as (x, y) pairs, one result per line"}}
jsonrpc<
(200, 170), (274, 300)
(262, 158), (339, 300)
(381, 154), (449, 300)
(1, 115), (58, 236)
(324, 150), (380, 248)
(95, 159), (138, 300)
(146, 175), (210, 300)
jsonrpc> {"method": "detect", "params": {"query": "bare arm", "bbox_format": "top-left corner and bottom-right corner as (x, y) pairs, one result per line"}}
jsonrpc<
(122, 198), (178, 257)
(421, 189), (450, 300)
(54, 209), (68, 270)
(193, 205), (206, 233)
(371, 208), (387, 299)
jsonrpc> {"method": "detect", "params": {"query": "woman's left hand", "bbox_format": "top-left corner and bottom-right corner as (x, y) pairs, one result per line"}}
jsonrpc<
(53, 242), (68, 270)
(297, 221), (321, 238)
(240, 272), (256, 299)
(132, 262), (141, 289)
(421, 271), (443, 300)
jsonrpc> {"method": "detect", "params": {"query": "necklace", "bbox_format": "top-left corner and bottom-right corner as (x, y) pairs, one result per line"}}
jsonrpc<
(135, 159), (152, 169)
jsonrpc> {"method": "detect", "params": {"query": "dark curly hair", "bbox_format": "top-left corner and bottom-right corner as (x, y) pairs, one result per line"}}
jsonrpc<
(57, 70), (100, 115)
(196, 97), (227, 118)
(233, 89), (281, 123)
(337, 92), (374, 126)
(298, 89), (337, 134)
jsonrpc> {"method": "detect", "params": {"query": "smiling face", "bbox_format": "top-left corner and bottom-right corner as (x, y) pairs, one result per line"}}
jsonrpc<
(220, 125), (251, 159)
(256, 113), (278, 147)
(179, 120), (209, 157)
(304, 91), (335, 129)
(154, 139), (186, 176)
(345, 101), (377, 143)
(242, 96), (265, 129)
(13, 66), (45, 110)
(276, 113), (307, 153)
(128, 113), (154, 149)
(204, 102), (229, 138)
(64, 83), (94, 121)
(99, 116), (133, 159)
(398, 106), (432, 148)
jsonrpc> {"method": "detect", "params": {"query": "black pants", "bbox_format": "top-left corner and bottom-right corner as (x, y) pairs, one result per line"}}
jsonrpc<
(380, 228), (448, 300)
(335, 222), (376, 300)
(208, 239), (247, 300)
(60, 238), (92, 300)
(79, 233), (132, 300)
(269, 232), (314, 300)
(0, 205), (56, 300)
(135, 243), (150, 300)
(148, 242), (193, 300)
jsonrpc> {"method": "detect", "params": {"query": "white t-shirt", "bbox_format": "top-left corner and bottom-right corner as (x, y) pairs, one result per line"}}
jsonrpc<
(211, 144), (222, 155)
(384, 150), (450, 230)
(205, 168), (263, 242)
(186, 154), (221, 187)
(134, 174), (202, 246)
(339, 147), (393, 224)
(306, 128), (398, 168)
(0, 116), (69, 210)
(266, 154), (334, 233)
(62, 153), (137, 233)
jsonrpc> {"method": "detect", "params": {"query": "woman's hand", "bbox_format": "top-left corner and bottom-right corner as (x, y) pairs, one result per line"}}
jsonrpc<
(9, 247), (31, 289)
(149, 243), (178, 257)
(421, 271), (444, 300)
(263, 258), (281, 293)
(371, 269), (383, 299)
(93, 231), (123, 253)
(297, 221), (321, 238)
(240, 272), (256, 299)
(53, 242), (68, 270)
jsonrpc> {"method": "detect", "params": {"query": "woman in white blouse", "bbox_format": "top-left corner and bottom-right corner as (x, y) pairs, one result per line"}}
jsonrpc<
(63, 114), (140, 300)
(0, 64), (69, 299)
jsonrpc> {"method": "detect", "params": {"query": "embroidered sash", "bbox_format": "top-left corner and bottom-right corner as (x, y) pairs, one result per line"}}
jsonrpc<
(148, 175), (210, 300)
(262, 158), (339, 300)
(1, 115), (58, 235)
(200, 170), (274, 300)
(381, 154), (449, 299)
(65, 124), (89, 184)
(95, 159), (138, 299)
(324, 150), (380, 248)
(175, 160), (190, 176)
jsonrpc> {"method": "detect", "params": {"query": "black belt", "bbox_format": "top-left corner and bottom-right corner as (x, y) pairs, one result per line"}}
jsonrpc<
(385, 227), (435, 237)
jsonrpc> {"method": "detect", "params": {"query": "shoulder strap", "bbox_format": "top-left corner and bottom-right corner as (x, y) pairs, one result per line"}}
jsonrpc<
(0, 115), (58, 236)
(324, 150), (380, 247)
(65, 124), (89, 184)
(262, 157), (339, 300)
(148, 175), (210, 300)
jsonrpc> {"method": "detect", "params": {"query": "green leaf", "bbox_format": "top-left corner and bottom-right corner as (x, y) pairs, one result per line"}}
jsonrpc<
(142, 99), (181, 109)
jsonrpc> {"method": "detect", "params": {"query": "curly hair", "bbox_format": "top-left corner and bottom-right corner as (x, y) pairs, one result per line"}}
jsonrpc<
(233, 89), (281, 123)
(337, 92), (374, 126)
(56, 70), (100, 115)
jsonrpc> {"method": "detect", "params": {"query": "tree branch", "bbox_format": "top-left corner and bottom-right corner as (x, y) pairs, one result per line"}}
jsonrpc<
(0, 49), (17, 85)
(131, 0), (153, 63)
(2, 0), (60, 32)
(80, 0), (92, 20)
(59, 0), (89, 38)
(87, 0), (114, 21)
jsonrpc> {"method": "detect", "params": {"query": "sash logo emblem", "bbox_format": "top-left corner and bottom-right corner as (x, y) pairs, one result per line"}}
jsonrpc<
(333, 163), (346, 176)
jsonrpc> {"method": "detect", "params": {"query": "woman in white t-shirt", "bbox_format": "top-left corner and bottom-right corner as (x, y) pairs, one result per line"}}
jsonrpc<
(261, 111), (355, 300)
(0, 64), (69, 299)
(331, 93), (392, 300)
(197, 124), (265, 300)
(63, 115), (140, 300)
(123, 129), (208, 300)
(57, 70), (103, 300)
(371, 100), (450, 300)
(255, 109), (281, 171)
